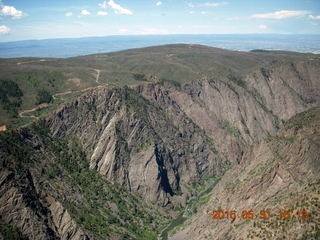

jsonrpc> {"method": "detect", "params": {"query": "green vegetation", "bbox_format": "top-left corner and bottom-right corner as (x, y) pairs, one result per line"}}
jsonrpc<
(122, 87), (161, 123)
(201, 175), (221, 181)
(133, 73), (148, 81)
(0, 220), (28, 240)
(160, 174), (222, 240)
(227, 72), (247, 88)
(247, 158), (276, 178)
(0, 64), (96, 126)
(57, 136), (167, 239)
(0, 44), (316, 129)
(36, 89), (52, 105)
(260, 67), (271, 79)
(250, 88), (267, 108)
(18, 73), (53, 105)
(0, 122), (169, 239)
(158, 78), (182, 89)
(275, 136), (296, 143)
(160, 214), (186, 240)
(0, 44), (318, 240)
(185, 175), (221, 216)
(284, 106), (319, 131)
(133, 140), (153, 153)
(20, 73), (40, 88)
(221, 120), (246, 146)
(251, 49), (270, 53)
(0, 79), (23, 117)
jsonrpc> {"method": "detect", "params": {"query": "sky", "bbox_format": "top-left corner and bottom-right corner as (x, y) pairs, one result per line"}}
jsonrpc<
(0, 0), (319, 42)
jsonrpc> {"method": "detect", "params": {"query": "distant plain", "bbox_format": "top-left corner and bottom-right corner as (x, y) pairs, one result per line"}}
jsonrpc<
(0, 34), (319, 58)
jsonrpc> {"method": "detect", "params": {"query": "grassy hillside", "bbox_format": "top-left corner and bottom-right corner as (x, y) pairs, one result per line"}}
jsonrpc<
(0, 60), (97, 127)
(0, 44), (318, 128)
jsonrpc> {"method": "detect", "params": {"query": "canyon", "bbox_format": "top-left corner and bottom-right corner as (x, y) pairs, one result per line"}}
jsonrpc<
(0, 44), (319, 239)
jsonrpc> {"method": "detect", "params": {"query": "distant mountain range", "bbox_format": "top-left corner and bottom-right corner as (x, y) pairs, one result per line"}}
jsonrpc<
(0, 34), (319, 58)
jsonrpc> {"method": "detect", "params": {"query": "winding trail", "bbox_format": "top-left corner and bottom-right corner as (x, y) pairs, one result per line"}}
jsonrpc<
(19, 103), (49, 119)
(18, 68), (103, 120)
(19, 90), (74, 118)
(52, 90), (73, 100)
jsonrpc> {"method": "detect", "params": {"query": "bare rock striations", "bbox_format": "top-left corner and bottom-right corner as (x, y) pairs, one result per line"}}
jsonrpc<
(171, 106), (320, 239)
(1, 45), (320, 239)
(47, 54), (320, 207)
(47, 88), (225, 207)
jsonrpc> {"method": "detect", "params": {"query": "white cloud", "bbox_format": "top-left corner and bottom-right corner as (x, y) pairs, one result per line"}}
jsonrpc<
(118, 28), (129, 34)
(251, 10), (310, 19)
(188, 3), (195, 8)
(201, 2), (229, 7)
(81, 9), (91, 16)
(66, 12), (73, 17)
(1, 5), (24, 19)
(108, 0), (133, 15)
(99, 1), (108, 9)
(97, 11), (108, 16)
(309, 15), (320, 20)
(258, 25), (268, 29)
(156, 1), (162, 6)
(189, 11), (195, 14)
(0, 25), (10, 34)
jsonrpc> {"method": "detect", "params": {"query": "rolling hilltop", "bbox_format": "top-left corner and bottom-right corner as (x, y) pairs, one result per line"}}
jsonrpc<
(1, 44), (319, 128)
(0, 44), (319, 239)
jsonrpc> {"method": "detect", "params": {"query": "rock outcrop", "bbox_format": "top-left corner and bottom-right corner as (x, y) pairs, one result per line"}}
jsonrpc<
(171, 107), (320, 240)
(47, 48), (320, 206)
(0, 125), (168, 239)
(47, 87), (226, 207)
(1, 45), (319, 239)
(46, 197), (89, 240)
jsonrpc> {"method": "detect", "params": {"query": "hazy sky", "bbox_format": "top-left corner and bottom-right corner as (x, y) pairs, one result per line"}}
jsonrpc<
(0, 0), (319, 42)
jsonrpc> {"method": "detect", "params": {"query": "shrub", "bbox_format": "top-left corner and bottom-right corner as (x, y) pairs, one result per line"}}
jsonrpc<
(36, 89), (52, 105)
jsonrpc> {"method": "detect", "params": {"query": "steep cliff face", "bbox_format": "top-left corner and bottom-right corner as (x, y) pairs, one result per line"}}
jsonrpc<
(1, 45), (319, 239)
(139, 59), (320, 163)
(0, 179), (88, 240)
(0, 125), (169, 240)
(46, 48), (320, 208)
(170, 107), (320, 240)
(0, 129), (89, 240)
(47, 87), (226, 207)
(0, 173), (59, 240)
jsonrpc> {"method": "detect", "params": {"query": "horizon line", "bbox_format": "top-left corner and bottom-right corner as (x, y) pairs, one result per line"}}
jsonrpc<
(1, 33), (320, 44)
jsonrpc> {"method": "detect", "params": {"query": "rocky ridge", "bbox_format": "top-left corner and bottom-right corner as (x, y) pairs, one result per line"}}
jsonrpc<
(171, 106), (320, 240)
(0, 124), (168, 239)
(47, 50), (320, 207)
(0, 45), (319, 239)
